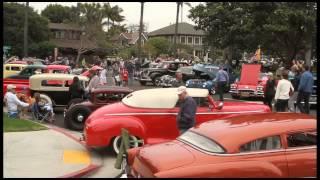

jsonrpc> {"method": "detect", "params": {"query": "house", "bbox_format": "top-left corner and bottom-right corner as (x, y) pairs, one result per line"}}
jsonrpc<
(148, 22), (206, 57)
(48, 23), (98, 58)
(112, 32), (148, 47)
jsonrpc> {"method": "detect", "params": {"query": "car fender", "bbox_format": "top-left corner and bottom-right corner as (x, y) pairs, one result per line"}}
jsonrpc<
(90, 116), (147, 146)
(155, 160), (284, 178)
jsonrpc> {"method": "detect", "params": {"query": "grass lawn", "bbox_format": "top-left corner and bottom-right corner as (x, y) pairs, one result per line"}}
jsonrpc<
(3, 114), (48, 132)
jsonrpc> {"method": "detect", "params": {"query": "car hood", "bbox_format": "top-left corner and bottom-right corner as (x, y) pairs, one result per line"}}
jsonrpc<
(135, 140), (195, 174)
(239, 64), (261, 85)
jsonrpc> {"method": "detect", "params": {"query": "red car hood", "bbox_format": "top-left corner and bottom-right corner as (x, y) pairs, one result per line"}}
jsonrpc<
(239, 64), (261, 85)
(135, 140), (195, 174)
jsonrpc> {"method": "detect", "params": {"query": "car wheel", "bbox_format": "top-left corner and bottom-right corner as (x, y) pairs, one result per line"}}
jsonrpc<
(154, 76), (161, 87)
(112, 135), (143, 154)
(64, 105), (91, 131)
(139, 81), (146, 86)
(39, 94), (53, 106)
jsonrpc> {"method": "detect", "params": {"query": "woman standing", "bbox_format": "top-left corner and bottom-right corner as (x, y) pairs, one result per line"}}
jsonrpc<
(263, 72), (276, 110)
(274, 70), (294, 112)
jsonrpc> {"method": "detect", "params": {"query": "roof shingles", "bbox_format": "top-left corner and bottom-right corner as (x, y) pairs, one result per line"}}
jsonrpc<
(148, 22), (205, 36)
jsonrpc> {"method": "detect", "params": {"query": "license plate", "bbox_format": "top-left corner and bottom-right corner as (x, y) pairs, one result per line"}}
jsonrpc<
(241, 92), (250, 97)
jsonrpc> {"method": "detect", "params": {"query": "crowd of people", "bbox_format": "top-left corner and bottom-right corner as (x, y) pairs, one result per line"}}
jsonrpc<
(263, 60), (314, 114)
(4, 54), (315, 123)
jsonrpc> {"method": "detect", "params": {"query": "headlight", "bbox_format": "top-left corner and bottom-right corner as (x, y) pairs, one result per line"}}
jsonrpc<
(186, 82), (189, 86)
(256, 86), (264, 91)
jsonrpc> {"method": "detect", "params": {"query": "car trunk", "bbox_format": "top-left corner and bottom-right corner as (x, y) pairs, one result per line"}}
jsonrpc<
(239, 64), (261, 85)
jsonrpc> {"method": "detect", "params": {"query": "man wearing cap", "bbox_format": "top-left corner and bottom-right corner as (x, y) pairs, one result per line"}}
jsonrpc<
(4, 85), (30, 118)
(176, 86), (197, 135)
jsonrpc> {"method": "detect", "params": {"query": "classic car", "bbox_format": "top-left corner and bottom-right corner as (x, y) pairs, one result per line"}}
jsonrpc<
(139, 61), (189, 86)
(186, 64), (236, 95)
(83, 88), (271, 154)
(159, 66), (195, 87)
(3, 65), (72, 96)
(79, 65), (103, 77)
(64, 86), (133, 130)
(125, 113), (316, 178)
(3, 62), (27, 78)
(29, 73), (89, 107)
(229, 64), (268, 99)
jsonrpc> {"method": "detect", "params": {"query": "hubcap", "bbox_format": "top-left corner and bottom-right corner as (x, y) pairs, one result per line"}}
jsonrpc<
(77, 114), (84, 122)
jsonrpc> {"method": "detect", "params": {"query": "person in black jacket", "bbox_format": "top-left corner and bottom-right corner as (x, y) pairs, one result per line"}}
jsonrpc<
(176, 86), (197, 135)
(263, 72), (276, 110)
(69, 76), (85, 99)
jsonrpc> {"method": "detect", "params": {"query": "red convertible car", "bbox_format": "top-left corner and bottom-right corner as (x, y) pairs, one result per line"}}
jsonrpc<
(229, 64), (268, 99)
(83, 88), (271, 153)
(125, 113), (316, 178)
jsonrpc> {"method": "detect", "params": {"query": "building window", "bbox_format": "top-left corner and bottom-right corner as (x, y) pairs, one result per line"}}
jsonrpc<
(60, 31), (65, 39)
(55, 31), (60, 39)
(180, 36), (186, 44)
(188, 36), (193, 44)
(195, 37), (200, 45)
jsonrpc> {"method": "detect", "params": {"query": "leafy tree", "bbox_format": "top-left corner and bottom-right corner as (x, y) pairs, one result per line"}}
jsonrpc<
(41, 4), (71, 23)
(189, 2), (317, 65)
(145, 37), (171, 57)
(29, 41), (55, 58)
(3, 2), (51, 57)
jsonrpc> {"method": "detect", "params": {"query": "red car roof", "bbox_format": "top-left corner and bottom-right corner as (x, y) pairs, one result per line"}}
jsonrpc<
(47, 65), (71, 70)
(191, 113), (315, 153)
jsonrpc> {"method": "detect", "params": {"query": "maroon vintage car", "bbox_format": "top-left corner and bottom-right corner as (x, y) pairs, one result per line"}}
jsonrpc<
(229, 64), (268, 99)
(64, 86), (133, 130)
(83, 88), (271, 154)
(125, 113), (316, 178)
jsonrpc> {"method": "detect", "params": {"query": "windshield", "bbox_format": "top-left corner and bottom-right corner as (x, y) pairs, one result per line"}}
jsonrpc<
(156, 62), (170, 68)
(178, 131), (225, 153)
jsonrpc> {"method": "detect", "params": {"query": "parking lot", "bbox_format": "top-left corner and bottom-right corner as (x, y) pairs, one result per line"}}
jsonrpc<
(49, 76), (317, 178)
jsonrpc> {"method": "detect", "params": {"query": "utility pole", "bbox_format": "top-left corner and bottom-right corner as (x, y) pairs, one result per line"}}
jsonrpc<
(137, 2), (144, 64)
(23, 2), (29, 58)
(174, 2), (180, 57)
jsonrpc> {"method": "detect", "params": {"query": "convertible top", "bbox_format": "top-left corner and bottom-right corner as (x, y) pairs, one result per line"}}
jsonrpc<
(122, 88), (209, 109)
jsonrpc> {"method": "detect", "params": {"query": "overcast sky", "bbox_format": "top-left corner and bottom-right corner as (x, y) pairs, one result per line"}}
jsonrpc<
(24, 2), (203, 32)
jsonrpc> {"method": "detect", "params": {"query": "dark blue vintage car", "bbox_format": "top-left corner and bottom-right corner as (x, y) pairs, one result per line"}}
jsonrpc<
(186, 64), (236, 94)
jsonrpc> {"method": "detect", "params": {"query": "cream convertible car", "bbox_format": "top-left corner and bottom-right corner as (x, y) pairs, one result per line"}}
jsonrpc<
(29, 74), (89, 107)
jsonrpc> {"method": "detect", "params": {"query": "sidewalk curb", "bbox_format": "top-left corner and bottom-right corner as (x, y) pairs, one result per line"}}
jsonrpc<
(45, 125), (103, 178)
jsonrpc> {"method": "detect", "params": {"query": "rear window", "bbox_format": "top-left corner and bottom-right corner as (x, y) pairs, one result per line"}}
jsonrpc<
(41, 80), (64, 87)
(178, 131), (225, 153)
(11, 66), (21, 71)
(240, 135), (281, 153)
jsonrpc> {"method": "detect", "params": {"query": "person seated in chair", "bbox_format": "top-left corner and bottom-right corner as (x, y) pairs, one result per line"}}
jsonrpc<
(32, 93), (55, 123)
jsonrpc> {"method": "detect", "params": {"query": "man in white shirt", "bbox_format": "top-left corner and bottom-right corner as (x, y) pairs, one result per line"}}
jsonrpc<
(4, 85), (30, 118)
(275, 70), (294, 112)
